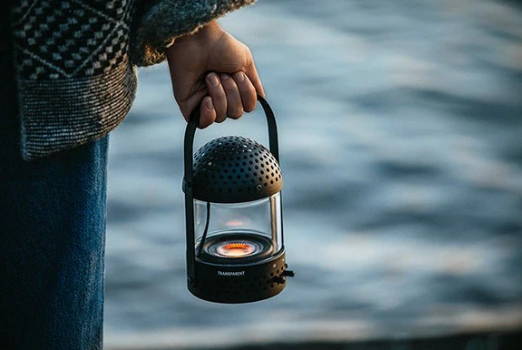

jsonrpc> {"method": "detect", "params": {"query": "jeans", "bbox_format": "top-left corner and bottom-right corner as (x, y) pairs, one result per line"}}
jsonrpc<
(0, 17), (108, 350)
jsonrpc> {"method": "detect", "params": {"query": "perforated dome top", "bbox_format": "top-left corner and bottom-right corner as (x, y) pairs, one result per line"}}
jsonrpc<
(192, 136), (283, 203)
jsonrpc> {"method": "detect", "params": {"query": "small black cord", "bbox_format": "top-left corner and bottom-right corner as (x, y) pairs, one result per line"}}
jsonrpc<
(197, 202), (211, 257)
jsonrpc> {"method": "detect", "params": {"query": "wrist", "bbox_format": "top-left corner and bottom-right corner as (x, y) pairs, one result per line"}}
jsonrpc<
(172, 20), (224, 47)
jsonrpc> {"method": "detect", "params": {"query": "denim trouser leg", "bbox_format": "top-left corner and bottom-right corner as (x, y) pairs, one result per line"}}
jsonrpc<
(0, 132), (109, 350)
(0, 77), (108, 349)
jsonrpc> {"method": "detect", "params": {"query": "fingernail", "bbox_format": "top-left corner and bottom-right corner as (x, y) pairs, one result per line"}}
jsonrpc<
(235, 72), (245, 82)
(207, 73), (219, 86)
(204, 97), (213, 110)
(220, 74), (230, 80)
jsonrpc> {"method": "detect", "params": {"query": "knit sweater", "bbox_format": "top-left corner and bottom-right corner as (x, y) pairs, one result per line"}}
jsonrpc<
(10, 0), (256, 160)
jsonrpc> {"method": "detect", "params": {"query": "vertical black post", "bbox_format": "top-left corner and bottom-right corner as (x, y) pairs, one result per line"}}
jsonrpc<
(183, 107), (199, 282)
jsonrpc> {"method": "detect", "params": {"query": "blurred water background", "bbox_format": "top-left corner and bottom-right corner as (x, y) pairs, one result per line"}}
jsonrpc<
(104, 0), (522, 348)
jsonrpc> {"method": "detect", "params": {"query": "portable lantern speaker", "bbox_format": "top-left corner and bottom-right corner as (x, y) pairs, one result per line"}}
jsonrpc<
(183, 95), (294, 303)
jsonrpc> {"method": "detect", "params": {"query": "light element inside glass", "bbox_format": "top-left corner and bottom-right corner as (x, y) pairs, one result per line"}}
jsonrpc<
(211, 240), (263, 258)
(223, 219), (246, 227)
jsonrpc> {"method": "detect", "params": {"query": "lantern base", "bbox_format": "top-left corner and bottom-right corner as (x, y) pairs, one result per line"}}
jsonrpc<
(188, 249), (290, 303)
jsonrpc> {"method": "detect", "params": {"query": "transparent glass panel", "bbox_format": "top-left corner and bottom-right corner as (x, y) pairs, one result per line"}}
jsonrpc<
(194, 193), (282, 260)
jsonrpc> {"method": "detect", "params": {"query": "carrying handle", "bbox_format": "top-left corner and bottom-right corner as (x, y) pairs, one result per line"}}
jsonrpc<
(183, 94), (279, 189)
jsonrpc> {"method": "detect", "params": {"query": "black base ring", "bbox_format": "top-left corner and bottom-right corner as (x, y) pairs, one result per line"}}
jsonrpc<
(188, 249), (288, 303)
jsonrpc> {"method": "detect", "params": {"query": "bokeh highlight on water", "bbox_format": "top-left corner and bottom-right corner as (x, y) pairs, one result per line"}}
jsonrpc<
(104, 0), (522, 348)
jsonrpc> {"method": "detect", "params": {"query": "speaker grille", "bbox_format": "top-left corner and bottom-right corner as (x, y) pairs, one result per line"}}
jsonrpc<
(192, 136), (283, 203)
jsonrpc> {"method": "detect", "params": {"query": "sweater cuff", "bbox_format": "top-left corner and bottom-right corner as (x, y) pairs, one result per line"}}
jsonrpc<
(131, 0), (257, 67)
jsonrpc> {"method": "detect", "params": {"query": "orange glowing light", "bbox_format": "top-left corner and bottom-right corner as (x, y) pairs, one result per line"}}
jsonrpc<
(224, 219), (245, 227)
(217, 242), (255, 258)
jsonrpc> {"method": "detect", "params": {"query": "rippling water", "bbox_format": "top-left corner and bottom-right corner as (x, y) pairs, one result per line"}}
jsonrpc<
(104, 0), (522, 348)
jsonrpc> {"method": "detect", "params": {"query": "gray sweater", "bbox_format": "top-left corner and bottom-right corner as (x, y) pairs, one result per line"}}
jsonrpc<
(10, 0), (256, 160)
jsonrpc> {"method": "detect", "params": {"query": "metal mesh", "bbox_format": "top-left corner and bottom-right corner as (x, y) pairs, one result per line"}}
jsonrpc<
(193, 136), (283, 203)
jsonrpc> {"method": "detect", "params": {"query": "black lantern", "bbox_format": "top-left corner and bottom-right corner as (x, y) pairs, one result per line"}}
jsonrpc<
(183, 95), (294, 303)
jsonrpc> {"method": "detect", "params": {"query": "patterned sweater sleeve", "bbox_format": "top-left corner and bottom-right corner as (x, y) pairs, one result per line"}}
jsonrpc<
(131, 0), (257, 67)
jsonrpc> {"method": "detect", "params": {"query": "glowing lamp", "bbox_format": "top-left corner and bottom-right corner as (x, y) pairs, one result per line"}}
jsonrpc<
(183, 95), (294, 303)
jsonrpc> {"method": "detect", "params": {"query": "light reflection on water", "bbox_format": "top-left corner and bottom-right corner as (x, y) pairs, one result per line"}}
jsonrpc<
(104, 0), (522, 348)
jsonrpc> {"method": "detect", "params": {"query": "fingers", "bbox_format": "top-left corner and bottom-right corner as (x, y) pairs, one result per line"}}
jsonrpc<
(232, 72), (256, 112)
(220, 74), (243, 119)
(201, 70), (261, 128)
(205, 73), (227, 123)
(199, 96), (216, 128)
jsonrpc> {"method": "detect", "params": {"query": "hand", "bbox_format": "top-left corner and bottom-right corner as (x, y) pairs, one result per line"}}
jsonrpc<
(166, 20), (264, 128)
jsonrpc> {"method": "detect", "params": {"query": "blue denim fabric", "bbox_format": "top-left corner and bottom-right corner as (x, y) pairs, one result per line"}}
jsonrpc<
(0, 16), (108, 350)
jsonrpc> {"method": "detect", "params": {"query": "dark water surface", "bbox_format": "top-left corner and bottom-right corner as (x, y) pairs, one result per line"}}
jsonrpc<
(104, 0), (522, 348)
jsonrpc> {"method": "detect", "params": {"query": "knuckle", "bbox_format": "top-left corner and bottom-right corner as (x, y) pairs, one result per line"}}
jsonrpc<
(244, 46), (252, 57)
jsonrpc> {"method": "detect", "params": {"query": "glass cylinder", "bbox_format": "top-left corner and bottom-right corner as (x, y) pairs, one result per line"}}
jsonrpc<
(194, 192), (282, 263)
